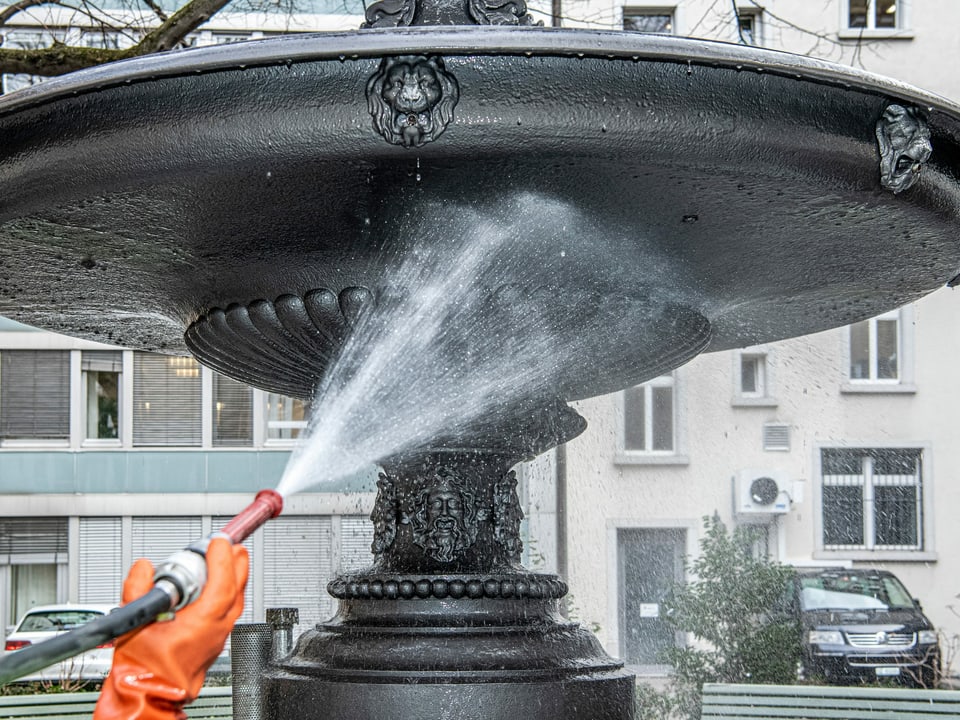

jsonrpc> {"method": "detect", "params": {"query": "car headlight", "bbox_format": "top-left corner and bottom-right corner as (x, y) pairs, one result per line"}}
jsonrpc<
(808, 630), (844, 645)
(918, 630), (938, 645)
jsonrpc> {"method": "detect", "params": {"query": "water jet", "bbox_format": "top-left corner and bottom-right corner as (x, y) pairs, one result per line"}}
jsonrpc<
(1, 10), (960, 720)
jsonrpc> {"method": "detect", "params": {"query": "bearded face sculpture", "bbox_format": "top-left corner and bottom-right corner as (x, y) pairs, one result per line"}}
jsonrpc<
(411, 469), (478, 563)
(366, 55), (460, 148)
(877, 104), (932, 194)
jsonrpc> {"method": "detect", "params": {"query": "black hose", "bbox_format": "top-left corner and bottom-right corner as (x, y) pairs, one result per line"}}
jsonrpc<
(0, 586), (174, 686)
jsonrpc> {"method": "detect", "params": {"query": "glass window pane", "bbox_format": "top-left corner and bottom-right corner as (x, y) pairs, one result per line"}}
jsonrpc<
(741, 356), (761, 394)
(876, 0), (896, 28)
(652, 386), (673, 451)
(849, 0), (868, 27)
(85, 370), (119, 439)
(876, 318), (899, 379)
(623, 386), (646, 450)
(739, 15), (755, 44)
(267, 393), (307, 440)
(822, 448), (864, 475)
(623, 12), (673, 33)
(212, 373), (253, 446)
(822, 486), (864, 546)
(849, 321), (870, 379)
(875, 485), (917, 546)
(871, 448), (920, 475)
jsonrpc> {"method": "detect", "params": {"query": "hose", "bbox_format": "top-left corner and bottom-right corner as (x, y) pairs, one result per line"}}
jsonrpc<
(0, 586), (173, 686)
(0, 489), (283, 687)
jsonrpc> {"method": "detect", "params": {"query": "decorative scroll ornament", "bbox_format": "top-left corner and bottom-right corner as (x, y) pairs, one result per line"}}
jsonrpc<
(876, 104), (932, 194)
(411, 467), (479, 562)
(367, 55), (459, 148)
(371, 473), (399, 556)
(493, 471), (524, 564)
(468, 0), (539, 25)
(361, 0), (415, 28)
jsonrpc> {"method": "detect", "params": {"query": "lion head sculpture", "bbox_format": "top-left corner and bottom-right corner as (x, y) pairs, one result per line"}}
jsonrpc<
(366, 55), (460, 148)
(876, 104), (932, 194)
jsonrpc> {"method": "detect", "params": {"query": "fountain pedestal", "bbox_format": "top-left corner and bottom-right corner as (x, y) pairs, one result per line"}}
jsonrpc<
(263, 402), (635, 719)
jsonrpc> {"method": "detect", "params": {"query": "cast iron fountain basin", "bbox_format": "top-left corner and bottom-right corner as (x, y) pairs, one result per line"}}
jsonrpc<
(3, 26), (960, 720)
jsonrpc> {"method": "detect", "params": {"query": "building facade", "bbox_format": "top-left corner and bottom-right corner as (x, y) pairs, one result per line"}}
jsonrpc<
(549, 0), (960, 676)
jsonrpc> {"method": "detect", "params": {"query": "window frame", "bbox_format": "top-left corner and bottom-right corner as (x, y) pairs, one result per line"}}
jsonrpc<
(616, 371), (688, 465)
(735, 6), (762, 45)
(80, 350), (122, 448)
(814, 444), (935, 562)
(842, 305), (915, 394)
(838, 0), (913, 39)
(621, 4), (683, 35)
(732, 348), (777, 407)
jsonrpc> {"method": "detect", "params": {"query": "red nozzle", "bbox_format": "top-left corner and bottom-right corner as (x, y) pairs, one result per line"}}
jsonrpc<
(219, 489), (284, 544)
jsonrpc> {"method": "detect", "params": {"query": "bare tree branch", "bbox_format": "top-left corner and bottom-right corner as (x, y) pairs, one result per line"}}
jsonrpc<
(140, 0), (169, 23)
(0, 0), (51, 28)
(135, 0), (233, 53)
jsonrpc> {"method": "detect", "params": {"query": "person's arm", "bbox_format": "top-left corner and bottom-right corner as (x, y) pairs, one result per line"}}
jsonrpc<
(94, 538), (248, 720)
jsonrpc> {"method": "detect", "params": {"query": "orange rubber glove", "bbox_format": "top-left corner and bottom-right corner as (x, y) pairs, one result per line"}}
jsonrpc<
(94, 538), (249, 720)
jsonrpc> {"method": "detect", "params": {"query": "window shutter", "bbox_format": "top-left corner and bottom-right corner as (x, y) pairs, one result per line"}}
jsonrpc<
(78, 518), (123, 604)
(0, 350), (69, 439)
(262, 516), (333, 630)
(133, 353), (201, 446)
(212, 373), (253, 447)
(131, 517), (202, 565)
(81, 351), (122, 373)
(339, 517), (374, 573)
(0, 518), (67, 555)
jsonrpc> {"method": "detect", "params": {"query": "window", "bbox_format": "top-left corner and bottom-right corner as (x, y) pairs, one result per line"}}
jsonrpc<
(212, 373), (253, 447)
(0, 518), (67, 627)
(849, 309), (899, 382)
(821, 448), (923, 551)
(0, 350), (70, 441)
(848, 0), (898, 29)
(266, 393), (308, 442)
(740, 354), (765, 397)
(82, 351), (121, 442)
(624, 375), (674, 453)
(736, 10), (761, 44)
(133, 353), (202, 446)
(623, 10), (674, 34)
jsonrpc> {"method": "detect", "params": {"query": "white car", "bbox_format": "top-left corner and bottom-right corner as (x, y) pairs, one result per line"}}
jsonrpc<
(3, 604), (117, 684)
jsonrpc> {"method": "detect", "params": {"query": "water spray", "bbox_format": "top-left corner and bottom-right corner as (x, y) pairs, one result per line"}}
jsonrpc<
(0, 489), (283, 687)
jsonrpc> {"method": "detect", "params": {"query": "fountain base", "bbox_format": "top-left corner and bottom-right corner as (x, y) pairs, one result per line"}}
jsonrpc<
(263, 594), (635, 720)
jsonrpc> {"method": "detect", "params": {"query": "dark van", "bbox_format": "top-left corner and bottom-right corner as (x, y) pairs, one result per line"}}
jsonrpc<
(796, 568), (940, 687)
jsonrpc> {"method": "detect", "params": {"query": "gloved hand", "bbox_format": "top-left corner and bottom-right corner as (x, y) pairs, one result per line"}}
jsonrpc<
(94, 538), (249, 720)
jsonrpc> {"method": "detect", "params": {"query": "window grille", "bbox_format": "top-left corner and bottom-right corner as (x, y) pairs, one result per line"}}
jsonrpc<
(821, 448), (922, 551)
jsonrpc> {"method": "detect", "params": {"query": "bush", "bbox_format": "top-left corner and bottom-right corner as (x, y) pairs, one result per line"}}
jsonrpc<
(638, 514), (800, 719)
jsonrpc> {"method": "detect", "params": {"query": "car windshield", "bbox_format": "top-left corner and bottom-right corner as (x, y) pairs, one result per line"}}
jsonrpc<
(799, 575), (916, 612)
(17, 610), (104, 632)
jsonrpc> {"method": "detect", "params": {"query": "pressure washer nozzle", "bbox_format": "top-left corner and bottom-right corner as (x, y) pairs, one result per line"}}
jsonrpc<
(219, 489), (284, 545)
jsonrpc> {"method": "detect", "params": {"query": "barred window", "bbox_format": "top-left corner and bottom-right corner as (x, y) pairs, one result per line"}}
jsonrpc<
(821, 448), (923, 551)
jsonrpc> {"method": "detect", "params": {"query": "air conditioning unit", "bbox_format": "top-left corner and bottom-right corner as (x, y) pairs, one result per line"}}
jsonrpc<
(735, 469), (791, 516)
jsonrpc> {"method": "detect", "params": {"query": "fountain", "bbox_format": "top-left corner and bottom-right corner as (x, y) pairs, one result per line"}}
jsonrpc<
(1, 0), (960, 716)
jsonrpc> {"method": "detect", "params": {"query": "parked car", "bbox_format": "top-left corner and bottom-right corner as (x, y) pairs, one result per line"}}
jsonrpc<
(3, 604), (116, 684)
(795, 568), (940, 687)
